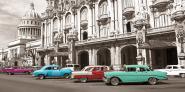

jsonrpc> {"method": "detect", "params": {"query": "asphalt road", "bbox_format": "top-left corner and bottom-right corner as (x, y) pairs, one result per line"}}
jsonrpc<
(0, 74), (185, 92)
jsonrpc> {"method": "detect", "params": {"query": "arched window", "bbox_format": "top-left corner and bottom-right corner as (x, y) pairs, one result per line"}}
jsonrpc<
(53, 18), (58, 32)
(80, 8), (88, 21)
(126, 22), (131, 32)
(65, 13), (71, 26)
(99, 1), (108, 16)
(83, 31), (88, 40)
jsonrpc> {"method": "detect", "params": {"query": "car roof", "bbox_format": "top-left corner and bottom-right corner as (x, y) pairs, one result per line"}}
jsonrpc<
(124, 65), (149, 68)
(42, 65), (59, 68)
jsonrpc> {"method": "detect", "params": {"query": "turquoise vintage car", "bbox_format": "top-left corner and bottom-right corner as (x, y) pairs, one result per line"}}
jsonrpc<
(33, 65), (72, 79)
(104, 65), (168, 86)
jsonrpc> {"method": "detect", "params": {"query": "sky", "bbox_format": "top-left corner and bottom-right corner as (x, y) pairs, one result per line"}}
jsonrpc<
(0, 0), (47, 48)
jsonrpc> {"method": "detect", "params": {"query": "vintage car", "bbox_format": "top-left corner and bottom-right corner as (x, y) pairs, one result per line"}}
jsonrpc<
(62, 64), (80, 71)
(155, 65), (185, 78)
(33, 65), (72, 79)
(103, 65), (168, 86)
(71, 65), (110, 83)
(3, 66), (33, 75)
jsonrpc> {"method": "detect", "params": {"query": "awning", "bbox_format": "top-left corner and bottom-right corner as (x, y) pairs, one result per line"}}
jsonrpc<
(138, 40), (176, 49)
(48, 52), (69, 57)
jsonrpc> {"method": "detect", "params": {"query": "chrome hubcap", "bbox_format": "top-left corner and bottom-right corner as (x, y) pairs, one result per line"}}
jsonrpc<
(149, 78), (157, 85)
(181, 74), (185, 78)
(111, 78), (119, 86)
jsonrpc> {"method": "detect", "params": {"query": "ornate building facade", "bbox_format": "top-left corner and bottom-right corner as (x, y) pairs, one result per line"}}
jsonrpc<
(36, 0), (185, 69)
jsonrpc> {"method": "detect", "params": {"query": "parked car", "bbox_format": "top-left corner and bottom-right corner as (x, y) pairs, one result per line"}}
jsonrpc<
(103, 65), (168, 86)
(71, 65), (110, 83)
(62, 64), (80, 71)
(155, 65), (185, 78)
(33, 65), (72, 79)
(4, 66), (33, 75)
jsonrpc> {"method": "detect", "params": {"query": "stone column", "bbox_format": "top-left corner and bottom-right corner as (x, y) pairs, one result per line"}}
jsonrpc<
(171, 6), (185, 66)
(134, 18), (148, 65)
(88, 49), (92, 65)
(110, 46), (115, 65)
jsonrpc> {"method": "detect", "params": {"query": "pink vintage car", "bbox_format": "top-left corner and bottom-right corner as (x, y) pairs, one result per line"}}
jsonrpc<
(3, 67), (33, 75)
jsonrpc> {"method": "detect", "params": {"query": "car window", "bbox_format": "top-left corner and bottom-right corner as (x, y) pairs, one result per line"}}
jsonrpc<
(66, 65), (73, 67)
(127, 67), (136, 72)
(139, 67), (146, 72)
(53, 67), (59, 70)
(45, 67), (52, 70)
(173, 66), (178, 69)
(93, 67), (102, 71)
(181, 66), (185, 69)
(84, 67), (94, 71)
(166, 66), (172, 69)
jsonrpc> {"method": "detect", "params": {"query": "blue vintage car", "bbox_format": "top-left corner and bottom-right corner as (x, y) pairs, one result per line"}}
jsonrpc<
(33, 65), (72, 79)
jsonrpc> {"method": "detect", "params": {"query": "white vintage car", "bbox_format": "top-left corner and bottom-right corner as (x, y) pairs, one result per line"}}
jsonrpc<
(155, 65), (185, 78)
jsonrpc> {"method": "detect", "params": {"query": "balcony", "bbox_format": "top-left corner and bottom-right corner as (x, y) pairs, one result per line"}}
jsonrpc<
(150, 0), (173, 12)
(98, 14), (111, 25)
(80, 20), (88, 29)
(122, 7), (135, 19)
(64, 25), (72, 30)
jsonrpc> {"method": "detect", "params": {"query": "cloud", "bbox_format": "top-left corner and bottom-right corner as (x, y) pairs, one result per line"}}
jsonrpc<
(0, 0), (47, 48)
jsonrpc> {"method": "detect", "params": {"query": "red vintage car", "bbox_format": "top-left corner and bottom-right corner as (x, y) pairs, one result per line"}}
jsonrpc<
(71, 65), (110, 83)
(3, 66), (33, 75)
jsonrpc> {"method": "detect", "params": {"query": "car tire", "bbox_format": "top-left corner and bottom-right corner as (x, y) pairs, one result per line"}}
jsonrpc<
(110, 77), (120, 86)
(64, 73), (70, 79)
(80, 78), (88, 83)
(148, 77), (158, 85)
(180, 73), (185, 78)
(38, 75), (45, 80)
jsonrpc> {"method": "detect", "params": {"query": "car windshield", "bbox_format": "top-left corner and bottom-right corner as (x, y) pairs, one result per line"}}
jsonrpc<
(82, 67), (94, 71)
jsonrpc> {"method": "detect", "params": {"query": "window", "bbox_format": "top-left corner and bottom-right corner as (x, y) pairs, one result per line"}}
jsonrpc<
(127, 67), (136, 72)
(93, 67), (102, 71)
(139, 67), (146, 72)
(83, 32), (88, 40)
(173, 66), (178, 69)
(166, 66), (172, 69)
(126, 22), (131, 32)
(181, 66), (185, 69)
(45, 67), (52, 70)
(84, 67), (93, 71)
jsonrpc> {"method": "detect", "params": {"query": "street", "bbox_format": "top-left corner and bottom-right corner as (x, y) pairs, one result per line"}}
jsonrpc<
(0, 74), (185, 92)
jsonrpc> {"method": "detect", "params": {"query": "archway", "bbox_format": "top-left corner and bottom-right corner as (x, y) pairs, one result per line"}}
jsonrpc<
(78, 51), (89, 69)
(97, 48), (111, 66)
(121, 45), (137, 65)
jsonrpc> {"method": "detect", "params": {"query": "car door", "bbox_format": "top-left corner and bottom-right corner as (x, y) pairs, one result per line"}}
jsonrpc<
(92, 67), (104, 80)
(121, 67), (138, 82)
(136, 67), (149, 82)
(171, 66), (180, 75)
(51, 66), (61, 77)
(45, 67), (53, 77)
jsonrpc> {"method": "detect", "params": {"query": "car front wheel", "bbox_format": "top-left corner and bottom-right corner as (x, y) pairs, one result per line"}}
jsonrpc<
(38, 75), (45, 80)
(80, 78), (88, 83)
(110, 77), (120, 86)
(180, 73), (185, 78)
(148, 78), (158, 85)
(63, 73), (70, 79)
